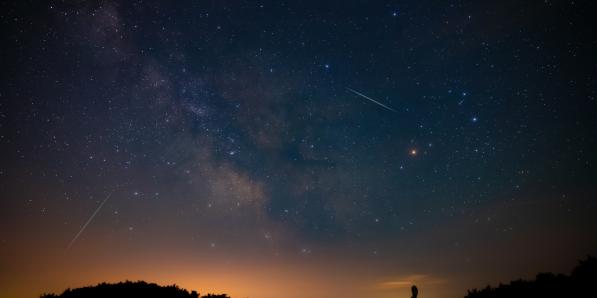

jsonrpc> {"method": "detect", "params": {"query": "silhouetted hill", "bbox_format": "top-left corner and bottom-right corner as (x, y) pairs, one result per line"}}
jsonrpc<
(465, 256), (597, 298)
(40, 280), (229, 298)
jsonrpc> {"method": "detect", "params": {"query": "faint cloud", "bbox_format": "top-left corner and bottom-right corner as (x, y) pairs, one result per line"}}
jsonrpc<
(376, 274), (447, 290)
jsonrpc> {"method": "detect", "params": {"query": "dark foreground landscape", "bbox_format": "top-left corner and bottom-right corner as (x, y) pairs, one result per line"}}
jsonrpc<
(3, 1), (597, 298)
(41, 257), (596, 298)
(40, 281), (229, 298)
(465, 256), (596, 298)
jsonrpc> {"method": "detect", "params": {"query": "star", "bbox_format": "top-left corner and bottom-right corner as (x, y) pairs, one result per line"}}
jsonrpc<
(3, 2), (594, 297)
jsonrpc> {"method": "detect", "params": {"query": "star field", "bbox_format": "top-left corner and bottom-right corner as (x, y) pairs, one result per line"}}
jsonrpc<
(1, 1), (596, 298)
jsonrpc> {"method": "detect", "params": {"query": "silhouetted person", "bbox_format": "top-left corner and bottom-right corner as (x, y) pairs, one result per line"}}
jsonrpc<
(411, 285), (418, 298)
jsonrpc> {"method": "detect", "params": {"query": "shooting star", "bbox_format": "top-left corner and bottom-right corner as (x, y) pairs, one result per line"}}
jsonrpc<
(346, 87), (396, 112)
(66, 189), (114, 251)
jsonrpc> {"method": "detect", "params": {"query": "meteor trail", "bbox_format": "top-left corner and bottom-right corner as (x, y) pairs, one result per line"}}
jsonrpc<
(346, 87), (396, 112)
(66, 190), (114, 251)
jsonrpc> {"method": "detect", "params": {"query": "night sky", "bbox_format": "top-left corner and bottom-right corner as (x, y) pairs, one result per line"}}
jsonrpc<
(1, 1), (597, 298)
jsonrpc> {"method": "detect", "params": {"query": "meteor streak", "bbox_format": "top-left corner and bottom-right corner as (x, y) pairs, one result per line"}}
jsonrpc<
(346, 87), (396, 112)
(66, 189), (114, 251)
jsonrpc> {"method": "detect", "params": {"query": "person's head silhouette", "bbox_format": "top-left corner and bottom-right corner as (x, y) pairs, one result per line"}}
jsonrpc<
(411, 285), (418, 298)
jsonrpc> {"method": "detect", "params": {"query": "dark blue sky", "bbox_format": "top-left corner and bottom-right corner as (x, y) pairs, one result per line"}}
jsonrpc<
(1, 1), (596, 298)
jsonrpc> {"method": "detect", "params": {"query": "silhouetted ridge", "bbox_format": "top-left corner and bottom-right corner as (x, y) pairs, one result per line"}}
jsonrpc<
(465, 256), (597, 298)
(40, 280), (229, 298)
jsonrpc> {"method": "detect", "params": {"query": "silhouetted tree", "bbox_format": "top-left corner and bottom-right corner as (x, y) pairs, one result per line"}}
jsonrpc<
(39, 280), (228, 298)
(465, 256), (597, 298)
(202, 294), (230, 298)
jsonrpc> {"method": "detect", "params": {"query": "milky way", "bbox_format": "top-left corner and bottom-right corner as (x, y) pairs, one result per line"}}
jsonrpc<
(1, 1), (596, 298)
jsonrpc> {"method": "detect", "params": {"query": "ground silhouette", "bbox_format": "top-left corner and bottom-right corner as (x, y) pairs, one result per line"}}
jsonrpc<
(465, 256), (597, 298)
(39, 280), (229, 298)
(38, 257), (596, 298)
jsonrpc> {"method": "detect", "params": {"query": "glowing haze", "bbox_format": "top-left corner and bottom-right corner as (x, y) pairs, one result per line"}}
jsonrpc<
(1, 1), (596, 298)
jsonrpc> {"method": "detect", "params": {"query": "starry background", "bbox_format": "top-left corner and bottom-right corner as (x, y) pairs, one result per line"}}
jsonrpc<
(1, 1), (597, 298)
